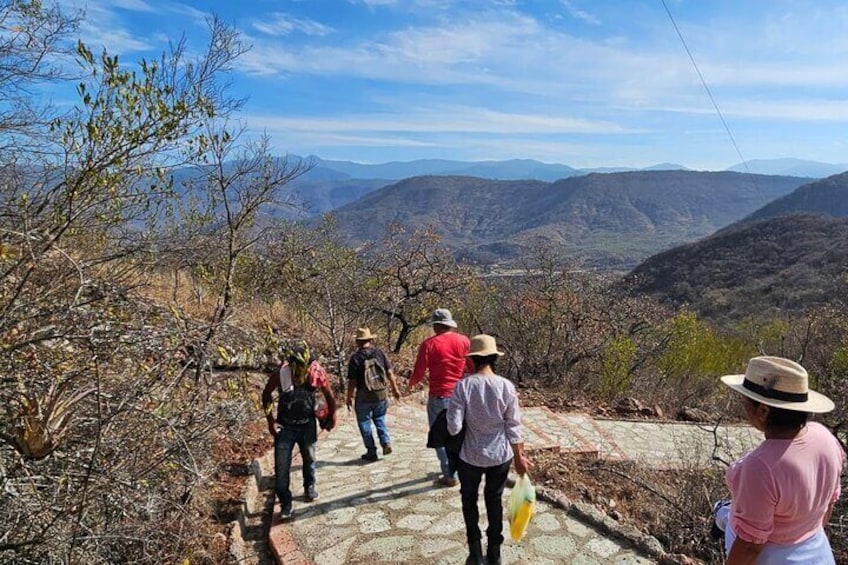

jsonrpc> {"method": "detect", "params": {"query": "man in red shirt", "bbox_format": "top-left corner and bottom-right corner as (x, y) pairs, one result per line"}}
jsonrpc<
(407, 308), (471, 486)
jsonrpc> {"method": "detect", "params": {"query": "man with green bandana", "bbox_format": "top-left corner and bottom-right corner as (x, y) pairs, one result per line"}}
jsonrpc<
(262, 342), (336, 520)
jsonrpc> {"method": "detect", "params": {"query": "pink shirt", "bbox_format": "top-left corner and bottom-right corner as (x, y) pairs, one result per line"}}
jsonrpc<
(726, 422), (844, 545)
(408, 331), (471, 398)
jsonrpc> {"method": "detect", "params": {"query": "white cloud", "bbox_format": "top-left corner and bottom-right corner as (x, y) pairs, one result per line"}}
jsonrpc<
(165, 3), (212, 26)
(252, 12), (333, 37)
(560, 0), (600, 25)
(238, 11), (546, 85)
(112, 0), (155, 12)
(242, 106), (630, 136)
(79, 25), (153, 52)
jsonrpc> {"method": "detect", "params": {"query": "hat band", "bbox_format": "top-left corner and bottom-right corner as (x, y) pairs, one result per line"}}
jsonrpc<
(742, 378), (808, 403)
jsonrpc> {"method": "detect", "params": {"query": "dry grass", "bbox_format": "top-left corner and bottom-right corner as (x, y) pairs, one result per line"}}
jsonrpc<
(532, 451), (727, 563)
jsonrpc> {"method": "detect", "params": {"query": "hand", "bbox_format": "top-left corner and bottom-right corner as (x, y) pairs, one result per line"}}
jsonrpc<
(267, 421), (281, 437)
(392, 387), (401, 401)
(346, 398), (353, 411)
(514, 453), (531, 477)
(325, 414), (336, 431)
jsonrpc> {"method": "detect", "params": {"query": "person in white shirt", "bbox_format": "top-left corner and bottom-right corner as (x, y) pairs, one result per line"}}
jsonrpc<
(447, 334), (531, 565)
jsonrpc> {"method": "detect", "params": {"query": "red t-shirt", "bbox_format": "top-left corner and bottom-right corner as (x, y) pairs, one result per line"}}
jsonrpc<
(409, 331), (471, 398)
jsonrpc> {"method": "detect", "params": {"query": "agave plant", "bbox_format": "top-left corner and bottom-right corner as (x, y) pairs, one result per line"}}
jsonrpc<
(2, 380), (95, 459)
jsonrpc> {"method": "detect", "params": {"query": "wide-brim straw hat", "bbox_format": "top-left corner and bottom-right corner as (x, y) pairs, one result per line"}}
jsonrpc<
(466, 334), (504, 357)
(355, 327), (376, 341)
(720, 356), (834, 413)
(428, 308), (457, 328)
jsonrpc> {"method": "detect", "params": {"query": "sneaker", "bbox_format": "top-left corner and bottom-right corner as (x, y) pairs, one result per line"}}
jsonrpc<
(438, 476), (459, 487)
(382, 445), (393, 455)
(280, 504), (293, 520)
(361, 452), (379, 462)
(305, 485), (319, 502)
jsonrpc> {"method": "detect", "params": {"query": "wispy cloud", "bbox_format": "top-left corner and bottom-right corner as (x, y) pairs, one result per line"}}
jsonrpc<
(111, 0), (155, 12)
(243, 105), (631, 136)
(252, 13), (333, 37)
(354, 0), (399, 6)
(560, 0), (600, 25)
(165, 3), (212, 26)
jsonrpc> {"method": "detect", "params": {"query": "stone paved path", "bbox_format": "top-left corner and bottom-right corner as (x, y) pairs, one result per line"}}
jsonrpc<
(266, 396), (761, 564)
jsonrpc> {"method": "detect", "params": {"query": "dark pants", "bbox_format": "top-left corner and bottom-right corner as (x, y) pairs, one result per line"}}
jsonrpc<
(273, 423), (317, 508)
(458, 458), (512, 548)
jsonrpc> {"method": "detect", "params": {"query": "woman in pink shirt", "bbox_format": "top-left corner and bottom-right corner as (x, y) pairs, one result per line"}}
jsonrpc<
(719, 356), (844, 564)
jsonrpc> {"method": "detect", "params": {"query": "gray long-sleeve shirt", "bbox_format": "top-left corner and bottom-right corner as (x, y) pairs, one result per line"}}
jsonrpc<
(447, 373), (523, 467)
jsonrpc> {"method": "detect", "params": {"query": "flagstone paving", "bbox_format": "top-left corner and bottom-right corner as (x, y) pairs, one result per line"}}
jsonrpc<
(266, 398), (760, 564)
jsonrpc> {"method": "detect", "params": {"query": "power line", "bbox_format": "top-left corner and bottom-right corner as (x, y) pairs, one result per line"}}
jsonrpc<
(661, 0), (750, 174)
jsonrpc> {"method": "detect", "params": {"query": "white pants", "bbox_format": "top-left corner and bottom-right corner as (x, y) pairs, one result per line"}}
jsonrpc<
(717, 504), (835, 564)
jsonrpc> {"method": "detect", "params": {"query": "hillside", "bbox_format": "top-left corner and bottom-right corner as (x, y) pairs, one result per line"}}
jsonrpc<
(626, 213), (848, 319)
(743, 171), (848, 223)
(325, 170), (808, 268)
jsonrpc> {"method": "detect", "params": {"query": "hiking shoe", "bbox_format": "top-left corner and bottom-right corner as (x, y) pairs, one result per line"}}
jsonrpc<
(438, 476), (459, 487)
(382, 445), (393, 455)
(280, 504), (293, 520)
(361, 452), (379, 462)
(305, 485), (319, 502)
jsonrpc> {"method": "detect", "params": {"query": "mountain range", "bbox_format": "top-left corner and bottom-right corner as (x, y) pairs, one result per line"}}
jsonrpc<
(277, 156), (845, 220)
(627, 172), (848, 319)
(322, 171), (808, 269)
(303, 156), (846, 183)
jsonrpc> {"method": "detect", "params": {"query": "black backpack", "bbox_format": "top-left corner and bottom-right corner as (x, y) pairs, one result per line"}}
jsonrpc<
(278, 383), (316, 426)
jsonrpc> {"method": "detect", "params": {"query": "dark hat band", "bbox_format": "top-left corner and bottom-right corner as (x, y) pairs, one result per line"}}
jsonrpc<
(742, 378), (808, 403)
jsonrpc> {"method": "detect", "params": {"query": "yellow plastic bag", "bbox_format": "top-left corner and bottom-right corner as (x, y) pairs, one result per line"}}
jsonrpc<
(507, 473), (536, 541)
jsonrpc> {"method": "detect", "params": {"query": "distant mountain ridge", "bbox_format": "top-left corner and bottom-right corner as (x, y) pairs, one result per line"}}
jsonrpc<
(626, 213), (848, 319)
(625, 172), (848, 319)
(726, 158), (847, 178)
(743, 171), (848, 223)
(240, 156), (843, 218)
(324, 170), (808, 268)
(302, 156), (691, 183)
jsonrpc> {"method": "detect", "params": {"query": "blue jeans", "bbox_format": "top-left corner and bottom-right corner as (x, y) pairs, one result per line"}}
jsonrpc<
(427, 396), (456, 479)
(273, 424), (316, 508)
(355, 397), (391, 454)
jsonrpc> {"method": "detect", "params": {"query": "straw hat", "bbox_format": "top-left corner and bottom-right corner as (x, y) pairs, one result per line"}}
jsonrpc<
(354, 327), (376, 341)
(428, 308), (457, 328)
(466, 334), (504, 357)
(720, 356), (834, 413)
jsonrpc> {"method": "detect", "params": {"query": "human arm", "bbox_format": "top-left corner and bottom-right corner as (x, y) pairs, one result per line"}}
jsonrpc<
(346, 356), (357, 410)
(505, 386), (530, 475)
(511, 442), (530, 476)
(346, 378), (356, 411)
(308, 361), (337, 431)
(446, 384), (465, 436)
(406, 341), (428, 392)
(724, 454), (774, 561)
(824, 499), (836, 526)
(726, 537), (764, 565)
(387, 368), (401, 400)
(261, 371), (280, 437)
(319, 380), (337, 431)
(381, 350), (401, 399)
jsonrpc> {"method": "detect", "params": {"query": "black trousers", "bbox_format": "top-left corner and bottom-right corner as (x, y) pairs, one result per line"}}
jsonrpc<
(458, 458), (512, 547)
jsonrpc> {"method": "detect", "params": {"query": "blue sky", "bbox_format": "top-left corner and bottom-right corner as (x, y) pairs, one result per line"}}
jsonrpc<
(54, 0), (848, 170)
